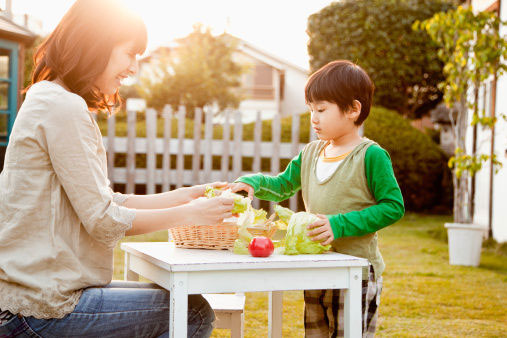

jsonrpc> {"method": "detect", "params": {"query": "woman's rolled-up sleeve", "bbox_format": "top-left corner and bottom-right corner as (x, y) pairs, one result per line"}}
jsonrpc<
(43, 97), (136, 248)
(107, 181), (133, 206)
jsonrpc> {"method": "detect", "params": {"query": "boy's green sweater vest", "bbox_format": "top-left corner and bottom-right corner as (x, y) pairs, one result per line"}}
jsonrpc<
(301, 139), (384, 279)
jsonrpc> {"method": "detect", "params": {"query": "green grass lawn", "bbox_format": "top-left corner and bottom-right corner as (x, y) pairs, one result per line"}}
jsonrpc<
(113, 213), (507, 337)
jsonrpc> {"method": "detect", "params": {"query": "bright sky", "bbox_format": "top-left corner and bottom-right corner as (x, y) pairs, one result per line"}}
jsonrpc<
(12, 0), (335, 70)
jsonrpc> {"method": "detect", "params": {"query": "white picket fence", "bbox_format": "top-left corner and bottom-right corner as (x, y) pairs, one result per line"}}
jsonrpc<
(102, 105), (316, 210)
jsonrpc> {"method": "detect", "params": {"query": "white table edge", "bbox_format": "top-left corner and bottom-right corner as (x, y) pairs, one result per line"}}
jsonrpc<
(120, 242), (369, 272)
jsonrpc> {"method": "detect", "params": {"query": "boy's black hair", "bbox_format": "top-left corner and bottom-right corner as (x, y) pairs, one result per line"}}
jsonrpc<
(305, 60), (375, 126)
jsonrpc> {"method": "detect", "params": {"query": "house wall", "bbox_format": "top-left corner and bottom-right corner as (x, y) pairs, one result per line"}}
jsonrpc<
(471, 78), (507, 243)
(490, 0), (507, 241)
(235, 51), (308, 117)
(471, 0), (507, 242)
(472, 80), (494, 231)
(238, 99), (277, 123)
(472, 0), (498, 12)
(281, 66), (309, 117)
(233, 64), (309, 123)
(491, 74), (507, 242)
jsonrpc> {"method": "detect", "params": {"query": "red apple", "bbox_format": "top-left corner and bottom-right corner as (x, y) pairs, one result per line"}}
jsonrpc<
(248, 236), (274, 257)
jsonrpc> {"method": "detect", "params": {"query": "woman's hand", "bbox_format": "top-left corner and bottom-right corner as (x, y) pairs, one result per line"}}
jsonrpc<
(307, 214), (335, 246)
(184, 196), (235, 226)
(228, 182), (254, 199)
(187, 181), (228, 199)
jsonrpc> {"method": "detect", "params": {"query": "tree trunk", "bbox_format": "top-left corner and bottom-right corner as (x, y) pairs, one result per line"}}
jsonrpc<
(453, 91), (472, 224)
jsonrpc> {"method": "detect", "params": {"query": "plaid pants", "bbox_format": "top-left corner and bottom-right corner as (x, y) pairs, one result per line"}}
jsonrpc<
(304, 266), (382, 338)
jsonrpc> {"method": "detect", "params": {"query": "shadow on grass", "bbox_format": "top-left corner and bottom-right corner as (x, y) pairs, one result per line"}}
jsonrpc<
(478, 249), (507, 276)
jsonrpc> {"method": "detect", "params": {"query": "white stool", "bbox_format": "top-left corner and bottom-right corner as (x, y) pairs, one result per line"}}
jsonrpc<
(203, 293), (245, 338)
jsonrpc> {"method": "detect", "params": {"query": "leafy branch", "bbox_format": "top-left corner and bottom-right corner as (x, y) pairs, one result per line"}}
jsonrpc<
(414, 6), (507, 223)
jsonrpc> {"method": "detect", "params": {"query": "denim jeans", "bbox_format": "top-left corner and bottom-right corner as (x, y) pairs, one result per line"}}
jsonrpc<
(0, 281), (215, 338)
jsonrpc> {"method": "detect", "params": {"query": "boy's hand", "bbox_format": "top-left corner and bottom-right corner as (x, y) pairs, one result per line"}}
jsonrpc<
(307, 214), (334, 246)
(189, 181), (228, 198)
(228, 182), (254, 199)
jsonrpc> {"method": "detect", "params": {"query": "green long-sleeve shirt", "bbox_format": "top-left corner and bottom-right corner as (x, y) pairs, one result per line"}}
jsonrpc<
(237, 144), (404, 239)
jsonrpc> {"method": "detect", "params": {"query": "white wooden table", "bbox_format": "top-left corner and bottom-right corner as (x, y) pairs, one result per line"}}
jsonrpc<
(121, 242), (368, 338)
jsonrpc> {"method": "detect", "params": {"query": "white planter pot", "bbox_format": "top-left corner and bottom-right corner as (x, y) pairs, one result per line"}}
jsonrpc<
(445, 223), (487, 267)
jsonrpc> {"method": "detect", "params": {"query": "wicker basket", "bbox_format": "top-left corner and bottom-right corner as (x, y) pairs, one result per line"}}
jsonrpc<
(169, 222), (277, 250)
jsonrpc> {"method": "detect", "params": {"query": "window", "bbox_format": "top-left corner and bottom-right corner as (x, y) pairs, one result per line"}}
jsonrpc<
(0, 41), (18, 147)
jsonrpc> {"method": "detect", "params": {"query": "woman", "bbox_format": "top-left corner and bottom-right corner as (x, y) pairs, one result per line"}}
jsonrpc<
(0, 0), (232, 336)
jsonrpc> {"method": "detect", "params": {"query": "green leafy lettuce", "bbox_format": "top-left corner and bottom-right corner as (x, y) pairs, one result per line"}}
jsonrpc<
(273, 205), (294, 230)
(253, 208), (267, 225)
(284, 212), (331, 255)
(204, 185), (218, 198)
(275, 205), (293, 223)
(232, 207), (255, 254)
(205, 186), (251, 214)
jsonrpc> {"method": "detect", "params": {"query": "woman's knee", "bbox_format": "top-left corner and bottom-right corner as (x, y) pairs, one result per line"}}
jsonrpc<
(187, 295), (215, 337)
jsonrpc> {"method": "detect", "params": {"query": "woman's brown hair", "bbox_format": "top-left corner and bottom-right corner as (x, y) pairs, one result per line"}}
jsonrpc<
(27, 0), (147, 112)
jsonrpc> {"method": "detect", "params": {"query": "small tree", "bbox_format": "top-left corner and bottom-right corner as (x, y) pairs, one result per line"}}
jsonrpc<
(139, 24), (244, 118)
(415, 6), (507, 223)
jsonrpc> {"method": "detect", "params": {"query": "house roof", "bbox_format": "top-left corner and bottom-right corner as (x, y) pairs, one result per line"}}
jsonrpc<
(233, 36), (308, 75)
(472, 0), (499, 13)
(0, 14), (37, 44)
(140, 34), (309, 75)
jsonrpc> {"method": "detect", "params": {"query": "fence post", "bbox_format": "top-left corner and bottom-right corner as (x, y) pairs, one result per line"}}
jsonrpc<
(192, 107), (203, 185)
(126, 109), (136, 194)
(203, 108), (213, 183)
(233, 111), (242, 180)
(252, 111), (262, 209)
(221, 109), (231, 182)
(146, 108), (157, 194)
(290, 112), (300, 211)
(176, 106), (186, 188)
(162, 105), (172, 192)
(270, 112), (281, 212)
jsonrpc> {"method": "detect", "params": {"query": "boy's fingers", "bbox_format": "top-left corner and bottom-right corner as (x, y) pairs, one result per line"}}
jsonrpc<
(307, 220), (324, 230)
(311, 232), (330, 242)
(248, 189), (254, 200)
(322, 237), (333, 246)
(211, 181), (228, 188)
(307, 226), (326, 237)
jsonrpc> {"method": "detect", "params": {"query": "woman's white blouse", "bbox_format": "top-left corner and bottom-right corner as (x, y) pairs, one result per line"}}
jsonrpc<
(0, 81), (136, 319)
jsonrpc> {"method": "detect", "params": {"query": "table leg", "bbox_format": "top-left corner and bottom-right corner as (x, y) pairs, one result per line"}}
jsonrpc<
(268, 291), (283, 338)
(124, 252), (139, 281)
(343, 267), (362, 338)
(169, 272), (188, 338)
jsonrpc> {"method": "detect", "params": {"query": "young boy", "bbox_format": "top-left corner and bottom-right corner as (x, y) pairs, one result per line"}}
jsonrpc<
(230, 60), (404, 337)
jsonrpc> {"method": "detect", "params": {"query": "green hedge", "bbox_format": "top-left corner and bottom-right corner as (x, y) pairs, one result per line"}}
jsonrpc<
(363, 107), (452, 212)
(97, 107), (451, 212)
